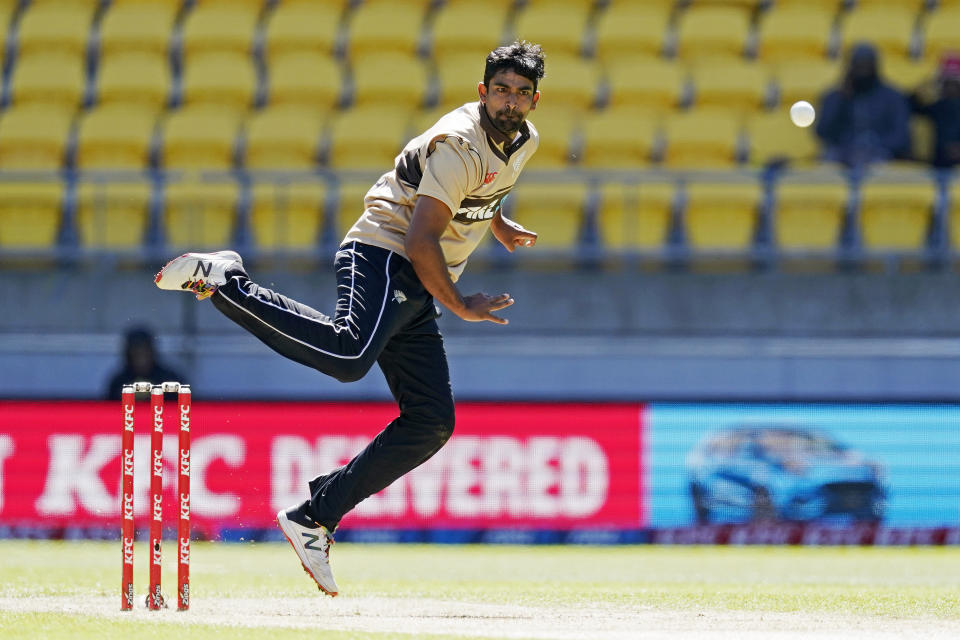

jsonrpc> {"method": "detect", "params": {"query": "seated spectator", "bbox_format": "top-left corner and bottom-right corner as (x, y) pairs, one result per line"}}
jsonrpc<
(104, 326), (185, 400)
(815, 43), (911, 168)
(909, 52), (960, 169)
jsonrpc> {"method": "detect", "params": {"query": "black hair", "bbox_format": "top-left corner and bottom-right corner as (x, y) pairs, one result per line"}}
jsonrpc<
(484, 41), (545, 91)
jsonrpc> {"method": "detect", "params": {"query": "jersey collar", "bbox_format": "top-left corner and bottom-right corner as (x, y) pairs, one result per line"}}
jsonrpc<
(478, 102), (531, 163)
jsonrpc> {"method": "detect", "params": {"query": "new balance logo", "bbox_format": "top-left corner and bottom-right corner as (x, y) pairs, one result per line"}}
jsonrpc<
(392, 289), (407, 304)
(302, 532), (323, 551)
(192, 261), (212, 278)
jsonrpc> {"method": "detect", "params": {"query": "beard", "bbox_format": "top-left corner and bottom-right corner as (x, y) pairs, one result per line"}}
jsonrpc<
(491, 108), (524, 135)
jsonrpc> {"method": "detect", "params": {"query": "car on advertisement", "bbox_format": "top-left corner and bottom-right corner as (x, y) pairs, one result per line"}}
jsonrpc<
(685, 425), (887, 525)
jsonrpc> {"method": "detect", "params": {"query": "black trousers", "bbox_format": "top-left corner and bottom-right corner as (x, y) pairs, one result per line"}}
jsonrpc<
(211, 242), (455, 531)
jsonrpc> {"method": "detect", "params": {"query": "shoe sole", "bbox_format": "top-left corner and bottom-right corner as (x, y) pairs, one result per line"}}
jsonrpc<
(276, 511), (338, 597)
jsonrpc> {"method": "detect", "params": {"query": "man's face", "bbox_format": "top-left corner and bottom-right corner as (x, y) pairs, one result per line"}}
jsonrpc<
(478, 69), (540, 136)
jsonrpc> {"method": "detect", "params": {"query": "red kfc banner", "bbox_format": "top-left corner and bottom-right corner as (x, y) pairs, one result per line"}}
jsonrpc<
(0, 401), (644, 536)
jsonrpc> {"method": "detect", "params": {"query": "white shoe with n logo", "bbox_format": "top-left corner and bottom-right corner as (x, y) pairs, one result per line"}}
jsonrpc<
(154, 250), (242, 300)
(276, 503), (339, 597)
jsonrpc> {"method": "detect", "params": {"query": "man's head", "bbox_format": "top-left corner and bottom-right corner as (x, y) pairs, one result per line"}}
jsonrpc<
(939, 51), (960, 100)
(846, 42), (880, 93)
(478, 41), (545, 136)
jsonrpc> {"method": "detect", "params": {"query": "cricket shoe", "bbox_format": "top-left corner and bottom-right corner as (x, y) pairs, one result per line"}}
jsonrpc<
(276, 502), (339, 597)
(154, 250), (242, 300)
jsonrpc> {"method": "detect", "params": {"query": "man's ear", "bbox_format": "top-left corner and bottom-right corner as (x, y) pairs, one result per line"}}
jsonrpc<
(530, 90), (540, 110)
(477, 82), (487, 103)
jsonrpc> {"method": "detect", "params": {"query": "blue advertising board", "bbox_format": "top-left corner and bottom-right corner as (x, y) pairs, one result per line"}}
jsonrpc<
(648, 404), (960, 528)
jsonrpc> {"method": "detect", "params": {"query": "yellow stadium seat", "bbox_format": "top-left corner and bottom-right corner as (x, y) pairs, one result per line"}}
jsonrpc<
(98, 1), (177, 60)
(431, 0), (509, 59)
(75, 180), (153, 248)
(684, 182), (762, 251)
(0, 106), (73, 170)
(264, 2), (341, 58)
(756, 6), (835, 63)
(245, 105), (325, 170)
(513, 0), (590, 58)
(663, 109), (742, 168)
(411, 105), (454, 136)
(924, 7), (960, 63)
(594, 2), (671, 61)
(855, 0), (927, 9)
(598, 181), (675, 251)
(326, 107), (411, 169)
(524, 106), (578, 169)
(773, 178), (848, 251)
(0, 1), (19, 60)
(839, 6), (918, 60)
(163, 179), (240, 250)
(10, 52), (85, 109)
(75, 105), (157, 170)
(250, 181), (327, 250)
(0, 182), (63, 248)
(335, 180), (373, 239)
(949, 182), (960, 250)
(161, 106), (241, 170)
(859, 180), (936, 251)
(747, 110), (820, 167)
(536, 54), (599, 112)
(772, 0), (844, 7)
(181, 52), (257, 112)
(436, 53), (485, 110)
(690, 58), (769, 113)
(883, 56), (936, 93)
(675, 6), (751, 61)
(772, 59), (841, 107)
(605, 56), (686, 113)
(268, 52), (343, 112)
(352, 53), (428, 108)
(180, 2), (259, 59)
(346, 1), (428, 58)
(16, 1), (95, 58)
(504, 182), (587, 249)
(581, 107), (660, 168)
(97, 53), (171, 111)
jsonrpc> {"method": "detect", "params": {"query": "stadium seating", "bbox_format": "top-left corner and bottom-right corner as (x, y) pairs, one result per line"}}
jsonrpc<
(250, 181), (327, 250)
(747, 111), (820, 167)
(594, 2), (672, 61)
(0, 106), (73, 170)
(524, 106), (579, 169)
(180, 52), (257, 113)
(771, 59), (841, 107)
(580, 107), (660, 168)
(0, 182), (63, 249)
(267, 51), (343, 112)
(436, 53), (487, 111)
(689, 58), (769, 113)
(534, 54), (599, 112)
(16, 1), (95, 58)
(98, 1), (178, 61)
(75, 104), (157, 170)
(97, 53), (171, 111)
(838, 6), (918, 60)
(662, 110), (743, 168)
(675, 6), (751, 61)
(597, 181), (675, 251)
(325, 107), (411, 169)
(605, 56), (686, 113)
(431, 0), (509, 59)
(75, 180), (153, 248)
(9, 52), (86, 109)
(244, 105), (325, 170)
(346, 0), (429, 58)
(263, 1), (342, 57)
(683, 182), (762, 251)
(513, 0), (591, 58)
(503, 182), (588, 250)
(883, 57), (936, 93)
(772, 177), (848, 251)
(923, 7), (960, 63)
(161, 106), (241, 170)
(351, 53), (428, 109)
(755, 5), (835, 63)
(334, 180), (373, 239)
(180, 1), (259, 60)
(858, 180), (936, 251)
(162, 179), (240, 250)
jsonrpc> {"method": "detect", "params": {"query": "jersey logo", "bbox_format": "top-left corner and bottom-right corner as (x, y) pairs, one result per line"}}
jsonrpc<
(392, 290), (407, 304)
(483, 171), (499, 184)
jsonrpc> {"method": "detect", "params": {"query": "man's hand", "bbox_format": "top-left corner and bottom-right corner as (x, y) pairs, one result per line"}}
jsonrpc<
(491, 211), (538, 252)
(459, 292), (515, 324)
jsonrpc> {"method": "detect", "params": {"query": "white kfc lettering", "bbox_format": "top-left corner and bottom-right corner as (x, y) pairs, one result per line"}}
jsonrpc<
(153, 492), (162, 522)
(152, 541), (162, 566)
(180, 448), (190, 477)
(124, 404), (134, 432)
(0, 436), (13, 514)
(35, 435), (119, 516)
(152, 447), (163, 478)
(154, 403), (162, 431)
(179, 536), (190, 565)
(123, 492), (134, 521)
(180, 492), (189, 520)
(179, 404), (190, 432)
(123, 536), (134, 565)
(189, 435), (244, 517)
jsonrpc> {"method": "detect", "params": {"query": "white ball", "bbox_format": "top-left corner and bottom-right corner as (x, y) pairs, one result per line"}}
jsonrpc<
(790, 101), (816, 128)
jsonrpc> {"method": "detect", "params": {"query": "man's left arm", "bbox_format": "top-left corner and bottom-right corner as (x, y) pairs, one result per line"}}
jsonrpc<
(491, 209), (538, 252)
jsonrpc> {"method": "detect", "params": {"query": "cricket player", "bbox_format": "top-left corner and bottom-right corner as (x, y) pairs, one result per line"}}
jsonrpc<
(155, 41), (544, 596)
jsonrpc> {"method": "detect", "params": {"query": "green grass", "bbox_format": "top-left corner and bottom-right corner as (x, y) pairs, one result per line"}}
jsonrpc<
(1, 540), (959, 639)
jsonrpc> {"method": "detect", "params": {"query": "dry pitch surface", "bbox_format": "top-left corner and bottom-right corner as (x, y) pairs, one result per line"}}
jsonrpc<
(1, 540), (959, 640)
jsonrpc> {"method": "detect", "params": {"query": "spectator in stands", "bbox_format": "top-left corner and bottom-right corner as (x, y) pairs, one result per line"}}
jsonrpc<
(104, 326), (184, 400)
(909, 51), (960, 169)
(815, 43), (911, 168)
